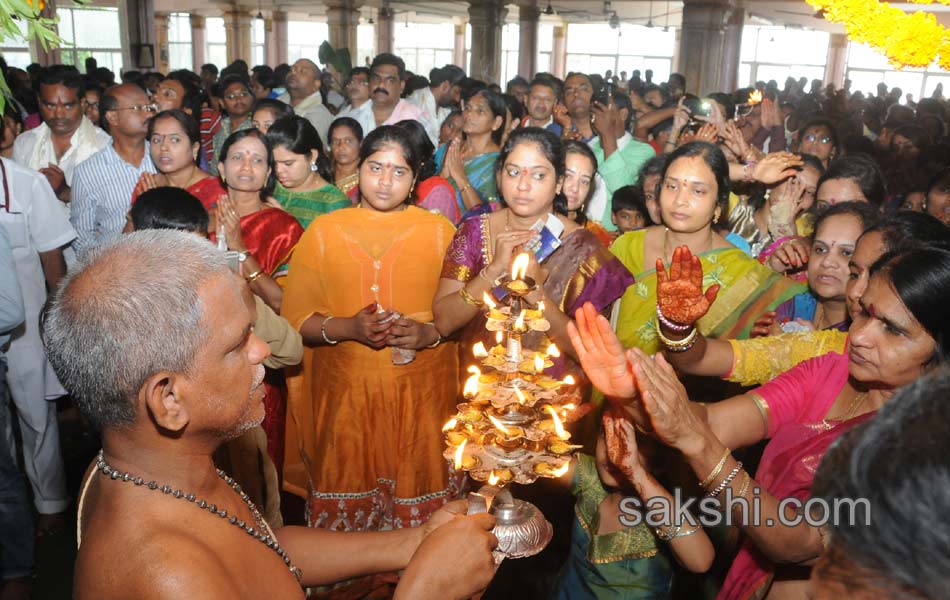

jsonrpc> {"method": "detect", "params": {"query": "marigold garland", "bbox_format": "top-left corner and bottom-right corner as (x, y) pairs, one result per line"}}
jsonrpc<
(807, 0), (950, 69)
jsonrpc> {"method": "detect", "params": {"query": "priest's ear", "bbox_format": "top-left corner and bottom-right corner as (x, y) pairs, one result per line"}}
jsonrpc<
(140, 372), (191, 433)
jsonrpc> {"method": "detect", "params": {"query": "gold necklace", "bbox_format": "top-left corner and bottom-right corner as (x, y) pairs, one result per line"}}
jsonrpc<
(840, 391), (869, 421)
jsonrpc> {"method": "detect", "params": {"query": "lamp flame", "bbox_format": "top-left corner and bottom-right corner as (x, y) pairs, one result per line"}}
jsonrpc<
(488, 414), (512, 436)
(463, 366), (481, 398)
(545, 405), (570, 440)
(538, 300), (545, 312)
(482, 292), (497, 309)
(514, 310), (526, 331)
(453, 439), (467, 470)
(553, 462), (570, 477)
(563, 374), (576, 386)
(563, 403), (576, 411)
(535, 353), (545, 373)
(496, 330), (503, 344)
(546, 343), (560, 358)
(473, 342), (489, 358)
(511, 253), (530, 281)
(488, 471), (500, 486)
(442, 418), (457, 432)
(748, 89), (762, 104)
(514, 387), (526, 405)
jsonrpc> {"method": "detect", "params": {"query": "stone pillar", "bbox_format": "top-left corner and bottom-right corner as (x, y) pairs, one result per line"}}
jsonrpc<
(326, 0), (360, 58)
(551, 24), (567, 78)
(453, 23), (466, 70)
(825, 33), (848, 89)
(223, 9), (252, 64)
(517, 5), (539, 79)
(468, 0), (507, 84)
(677, 0), (741, 96)
(155, 12), (170, 73)
(272, 11), (289, 65)
(191, 14), (207, 70)
(377, 8), (395, 55)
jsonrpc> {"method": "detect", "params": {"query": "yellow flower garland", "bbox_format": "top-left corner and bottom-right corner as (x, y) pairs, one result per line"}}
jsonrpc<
(807, 0), (950, 69)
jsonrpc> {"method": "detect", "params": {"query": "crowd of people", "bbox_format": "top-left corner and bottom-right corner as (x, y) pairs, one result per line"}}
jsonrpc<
(1, 45), (949, 600)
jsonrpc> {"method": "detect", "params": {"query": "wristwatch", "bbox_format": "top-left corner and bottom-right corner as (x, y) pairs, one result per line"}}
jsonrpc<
(237, 251), (249, 264)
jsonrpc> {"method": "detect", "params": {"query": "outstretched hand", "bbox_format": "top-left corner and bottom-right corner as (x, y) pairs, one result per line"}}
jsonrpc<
(656, 246), (720, 327)
(627, 348), (709, 456)
(567, 302), (636, 400)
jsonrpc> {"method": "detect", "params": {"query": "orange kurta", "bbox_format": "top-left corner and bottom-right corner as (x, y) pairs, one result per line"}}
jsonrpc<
(282, 206), (460, 532)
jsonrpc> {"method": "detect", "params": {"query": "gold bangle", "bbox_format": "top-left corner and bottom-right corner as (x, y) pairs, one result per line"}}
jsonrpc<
(699, 447), (732, 489)
(245, 269), (264, 283)
(656, 326), (697, 351)
(458, 183), (472, 194)
(425, 322), (441, 348)
(737, 471), (752, 500)
(459, 287), (483, 307)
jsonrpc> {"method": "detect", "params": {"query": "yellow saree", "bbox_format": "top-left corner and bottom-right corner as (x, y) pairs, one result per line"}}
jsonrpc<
(611, 229), (806, 355)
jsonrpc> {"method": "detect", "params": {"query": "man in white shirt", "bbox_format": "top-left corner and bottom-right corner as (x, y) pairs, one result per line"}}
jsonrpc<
(408, 64), (464, 130)
(346, 54), (438, 146)
(0, 156), (75, 531)
(335, 67), (371, 120)
(12, 66), (110, 210)
(278, 59), (334, 144)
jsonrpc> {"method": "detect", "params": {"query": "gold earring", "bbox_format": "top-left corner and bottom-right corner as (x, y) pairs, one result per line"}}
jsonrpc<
(714, 208), (722, 224)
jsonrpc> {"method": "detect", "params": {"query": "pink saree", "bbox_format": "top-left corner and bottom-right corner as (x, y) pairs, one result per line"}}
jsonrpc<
(718, 350), (876, 600)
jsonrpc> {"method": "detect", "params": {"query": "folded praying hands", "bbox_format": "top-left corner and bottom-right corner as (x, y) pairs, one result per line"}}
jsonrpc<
(568, 302), (712, 455)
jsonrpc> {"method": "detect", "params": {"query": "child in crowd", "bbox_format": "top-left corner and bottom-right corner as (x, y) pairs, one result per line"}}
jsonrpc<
(554, 410), (714, 599)
(611, 185), (649, 234)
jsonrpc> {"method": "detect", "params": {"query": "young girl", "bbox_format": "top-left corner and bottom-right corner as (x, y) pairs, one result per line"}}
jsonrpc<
(753, 201), (880, 336)
(554, 409), (714, 598)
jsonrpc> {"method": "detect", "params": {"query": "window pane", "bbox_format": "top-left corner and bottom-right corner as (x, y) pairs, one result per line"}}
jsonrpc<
(169, 43), (191, 71)
(643, 58), (672, 82)
(394, 23), (454, 50)
(2, 51), (31, 69)
(924, 75), (950, 98)
(206, 17), (227, 44)
(883, 71), (924, 103)
(357, 24), (375, 68)
(567, 24), (619, 55)
(207, 44), (227, 69)
(739, 62), (752, 87)
(847, 42), (890, 70)
(739, 27), (757, 63)
(287, 21), (329, 62)
(58, 8), (75, 45)
(753, 28), (828, 65)
(617, 25), (674, 56)
(169, 13), (191, 44)
(538, 23), (553, 52)
(537, 51), (551, 74)
(70, 7), (121, 48)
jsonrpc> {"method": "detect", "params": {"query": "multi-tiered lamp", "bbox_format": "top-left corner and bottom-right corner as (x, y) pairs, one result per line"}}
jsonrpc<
(442, 253), (584, 559)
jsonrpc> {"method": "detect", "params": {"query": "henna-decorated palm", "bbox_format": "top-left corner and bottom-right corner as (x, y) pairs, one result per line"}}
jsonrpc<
(603, 409), (641, 483)
(656, 246), (720, 327)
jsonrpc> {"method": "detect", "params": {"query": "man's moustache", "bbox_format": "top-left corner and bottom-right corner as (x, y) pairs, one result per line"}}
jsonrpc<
(373, 88), (389, 96)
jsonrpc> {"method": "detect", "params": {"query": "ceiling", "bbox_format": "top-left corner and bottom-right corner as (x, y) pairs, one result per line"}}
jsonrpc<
(154, 0), (950, 34)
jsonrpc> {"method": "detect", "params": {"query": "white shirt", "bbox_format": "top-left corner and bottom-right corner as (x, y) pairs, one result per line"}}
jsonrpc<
(11, 117), (111, 188)
(278, 91), (334, 145)
(408, 87), (452, 130)
(0, 157), (76, 315)
(345, 98), (439, 147)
